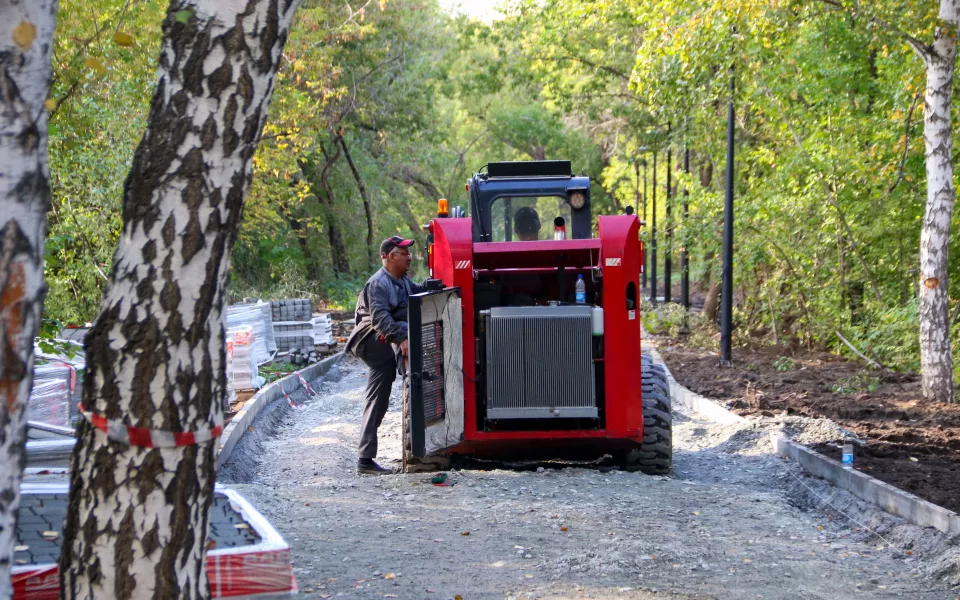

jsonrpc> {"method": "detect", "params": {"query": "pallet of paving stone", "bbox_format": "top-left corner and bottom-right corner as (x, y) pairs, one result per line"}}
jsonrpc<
(270, 299), (312, 323)
(12, 483), (297, 599)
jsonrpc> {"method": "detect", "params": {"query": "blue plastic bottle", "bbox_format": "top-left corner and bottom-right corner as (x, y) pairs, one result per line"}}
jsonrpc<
(575, 274), (586, 304)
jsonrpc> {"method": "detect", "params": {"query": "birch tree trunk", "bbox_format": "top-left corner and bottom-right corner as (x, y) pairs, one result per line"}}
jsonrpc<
(919, 1), (958, 404)
(0, 3), (57, 598)
(59, 1), (300, 598)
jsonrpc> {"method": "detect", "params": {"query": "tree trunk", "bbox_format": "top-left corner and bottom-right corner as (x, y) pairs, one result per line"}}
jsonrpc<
(339, 135), (375, 268)
(0, 3), (57, 598)
(60, 2), (300, 599)
(703, 281), (720, 323)
(396, 201), (424, 236)
(919, 3), (958, 404)
(318, 141), (350, 275)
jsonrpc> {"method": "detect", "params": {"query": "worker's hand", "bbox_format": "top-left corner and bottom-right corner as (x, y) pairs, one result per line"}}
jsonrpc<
(400, 339), (409, 356)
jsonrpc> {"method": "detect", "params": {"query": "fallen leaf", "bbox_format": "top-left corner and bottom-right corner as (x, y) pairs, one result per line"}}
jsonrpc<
(113, 32), (134, 47)
(174, 9), (194, 24)
(692, 511), (700, 516)
(455, 596), (463, 600)
(248, 426), (255, 432)
(206, 540), (217, 549)
(12, 21), (36, 50)
(384, 573), (396, 580)
(560, 526), (568, 532)
(460, 531), (470, 536)
(44, 98), (56, 112)
(743, 558), (752, 563)
(83, 56), (106, 76)
(906, 551), (913, 556)
(817, 525), (824, 531)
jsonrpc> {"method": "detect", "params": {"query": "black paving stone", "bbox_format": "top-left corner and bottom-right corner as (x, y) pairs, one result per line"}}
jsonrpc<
(15, 491), (263, 565)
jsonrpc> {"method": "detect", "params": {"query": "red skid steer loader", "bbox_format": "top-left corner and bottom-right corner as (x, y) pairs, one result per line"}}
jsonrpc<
(406, 160), (671, 474)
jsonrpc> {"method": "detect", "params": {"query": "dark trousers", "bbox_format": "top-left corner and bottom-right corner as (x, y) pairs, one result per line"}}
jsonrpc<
(356, 336), (397, 460)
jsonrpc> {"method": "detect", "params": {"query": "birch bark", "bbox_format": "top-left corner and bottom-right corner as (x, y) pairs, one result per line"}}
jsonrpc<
(919, 1), (958, 403)
(0, 2), (57, 598)
(59, 1), (300, 598)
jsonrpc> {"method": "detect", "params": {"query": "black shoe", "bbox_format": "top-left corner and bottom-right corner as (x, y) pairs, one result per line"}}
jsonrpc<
(357, 459), (394, 475)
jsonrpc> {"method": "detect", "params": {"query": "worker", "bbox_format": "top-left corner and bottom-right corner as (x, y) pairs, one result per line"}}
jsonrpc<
(345, 235), (425, 475)
(514, 206), (541, 241)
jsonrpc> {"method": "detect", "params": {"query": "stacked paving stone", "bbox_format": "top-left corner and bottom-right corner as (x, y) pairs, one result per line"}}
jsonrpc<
(15, 492), (261, 566)
(271, 299), (315, 352)
(271, 299), (312, 322)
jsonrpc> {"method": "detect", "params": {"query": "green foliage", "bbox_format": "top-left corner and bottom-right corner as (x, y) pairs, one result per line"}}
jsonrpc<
(773, 357), (795, 372)
(260, 361), (299, 384)
(829, 374), (881, 395)
(42, 0), (951, 385)
(641, 302), (689, 338)
(35, 318), (80, 359)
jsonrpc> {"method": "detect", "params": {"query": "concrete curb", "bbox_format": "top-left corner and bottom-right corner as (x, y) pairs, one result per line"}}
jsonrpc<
(770, 433), (960, 535)
(645, 344), (960, 535)
(215, 352), (344, 472)
(645, 346), (746, 425)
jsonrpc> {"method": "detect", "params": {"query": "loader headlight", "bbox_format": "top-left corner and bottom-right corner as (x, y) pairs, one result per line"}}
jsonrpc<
(569, 191), (586, 210)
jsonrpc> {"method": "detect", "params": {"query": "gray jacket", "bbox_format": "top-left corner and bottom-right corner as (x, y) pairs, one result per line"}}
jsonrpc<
(345, 268), (426, 354)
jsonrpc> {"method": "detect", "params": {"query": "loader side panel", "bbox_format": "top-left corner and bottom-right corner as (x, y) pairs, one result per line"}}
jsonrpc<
(409, 288), (465, 457)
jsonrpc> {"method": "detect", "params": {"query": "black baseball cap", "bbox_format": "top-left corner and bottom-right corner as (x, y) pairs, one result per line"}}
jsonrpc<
(380, 235), (415, 256)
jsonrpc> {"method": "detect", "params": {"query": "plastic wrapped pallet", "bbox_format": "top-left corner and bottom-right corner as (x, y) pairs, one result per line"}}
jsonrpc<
(28, 364), (74, 428)
(226, 326), (264, 393)
(254, 300), (276, 353)
(34, 342), (85, 427)
(225, 303), (271, 365)
(312, 313), (334, 345)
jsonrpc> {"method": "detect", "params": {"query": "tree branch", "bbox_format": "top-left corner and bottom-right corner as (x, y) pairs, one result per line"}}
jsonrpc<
(530, 53), (631, 81)
(888, 91), (922, 194)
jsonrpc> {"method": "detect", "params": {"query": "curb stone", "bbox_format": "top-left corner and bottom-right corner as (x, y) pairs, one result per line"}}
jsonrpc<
(645, 344), (960, 535)
(216, 352), (344, 472)
(645, 346), (746, 425)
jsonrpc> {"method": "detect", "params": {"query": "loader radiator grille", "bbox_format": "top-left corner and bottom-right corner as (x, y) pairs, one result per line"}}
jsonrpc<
(485, 306), (596, 419)
(420, 322), (445, 425)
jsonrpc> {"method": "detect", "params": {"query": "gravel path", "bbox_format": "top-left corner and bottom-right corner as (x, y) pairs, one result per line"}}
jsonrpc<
(220, 358), (955, 600)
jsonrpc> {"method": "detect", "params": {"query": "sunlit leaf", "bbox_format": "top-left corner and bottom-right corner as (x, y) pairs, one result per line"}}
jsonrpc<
(113, 32), (134, 47)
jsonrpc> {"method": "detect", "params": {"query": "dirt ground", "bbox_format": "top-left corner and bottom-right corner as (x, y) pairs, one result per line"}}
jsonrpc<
(219, 358), (959, 599)
(657, 341), (960, 514)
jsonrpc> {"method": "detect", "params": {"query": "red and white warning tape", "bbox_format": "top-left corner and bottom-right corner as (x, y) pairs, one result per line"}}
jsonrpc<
(297, 373), (313, 395)
(78, 404), (223, 448)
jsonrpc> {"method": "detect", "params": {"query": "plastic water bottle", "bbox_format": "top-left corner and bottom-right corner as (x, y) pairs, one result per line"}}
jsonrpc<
(842, 443), (853, 469)
(575, 274), (586, 304)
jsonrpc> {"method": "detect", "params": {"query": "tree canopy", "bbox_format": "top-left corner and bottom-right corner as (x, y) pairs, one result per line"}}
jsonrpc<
(45, 0), (959, 377)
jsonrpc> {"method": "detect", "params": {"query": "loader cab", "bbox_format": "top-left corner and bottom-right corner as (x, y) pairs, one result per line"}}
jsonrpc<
(470, 161), (592, 242)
